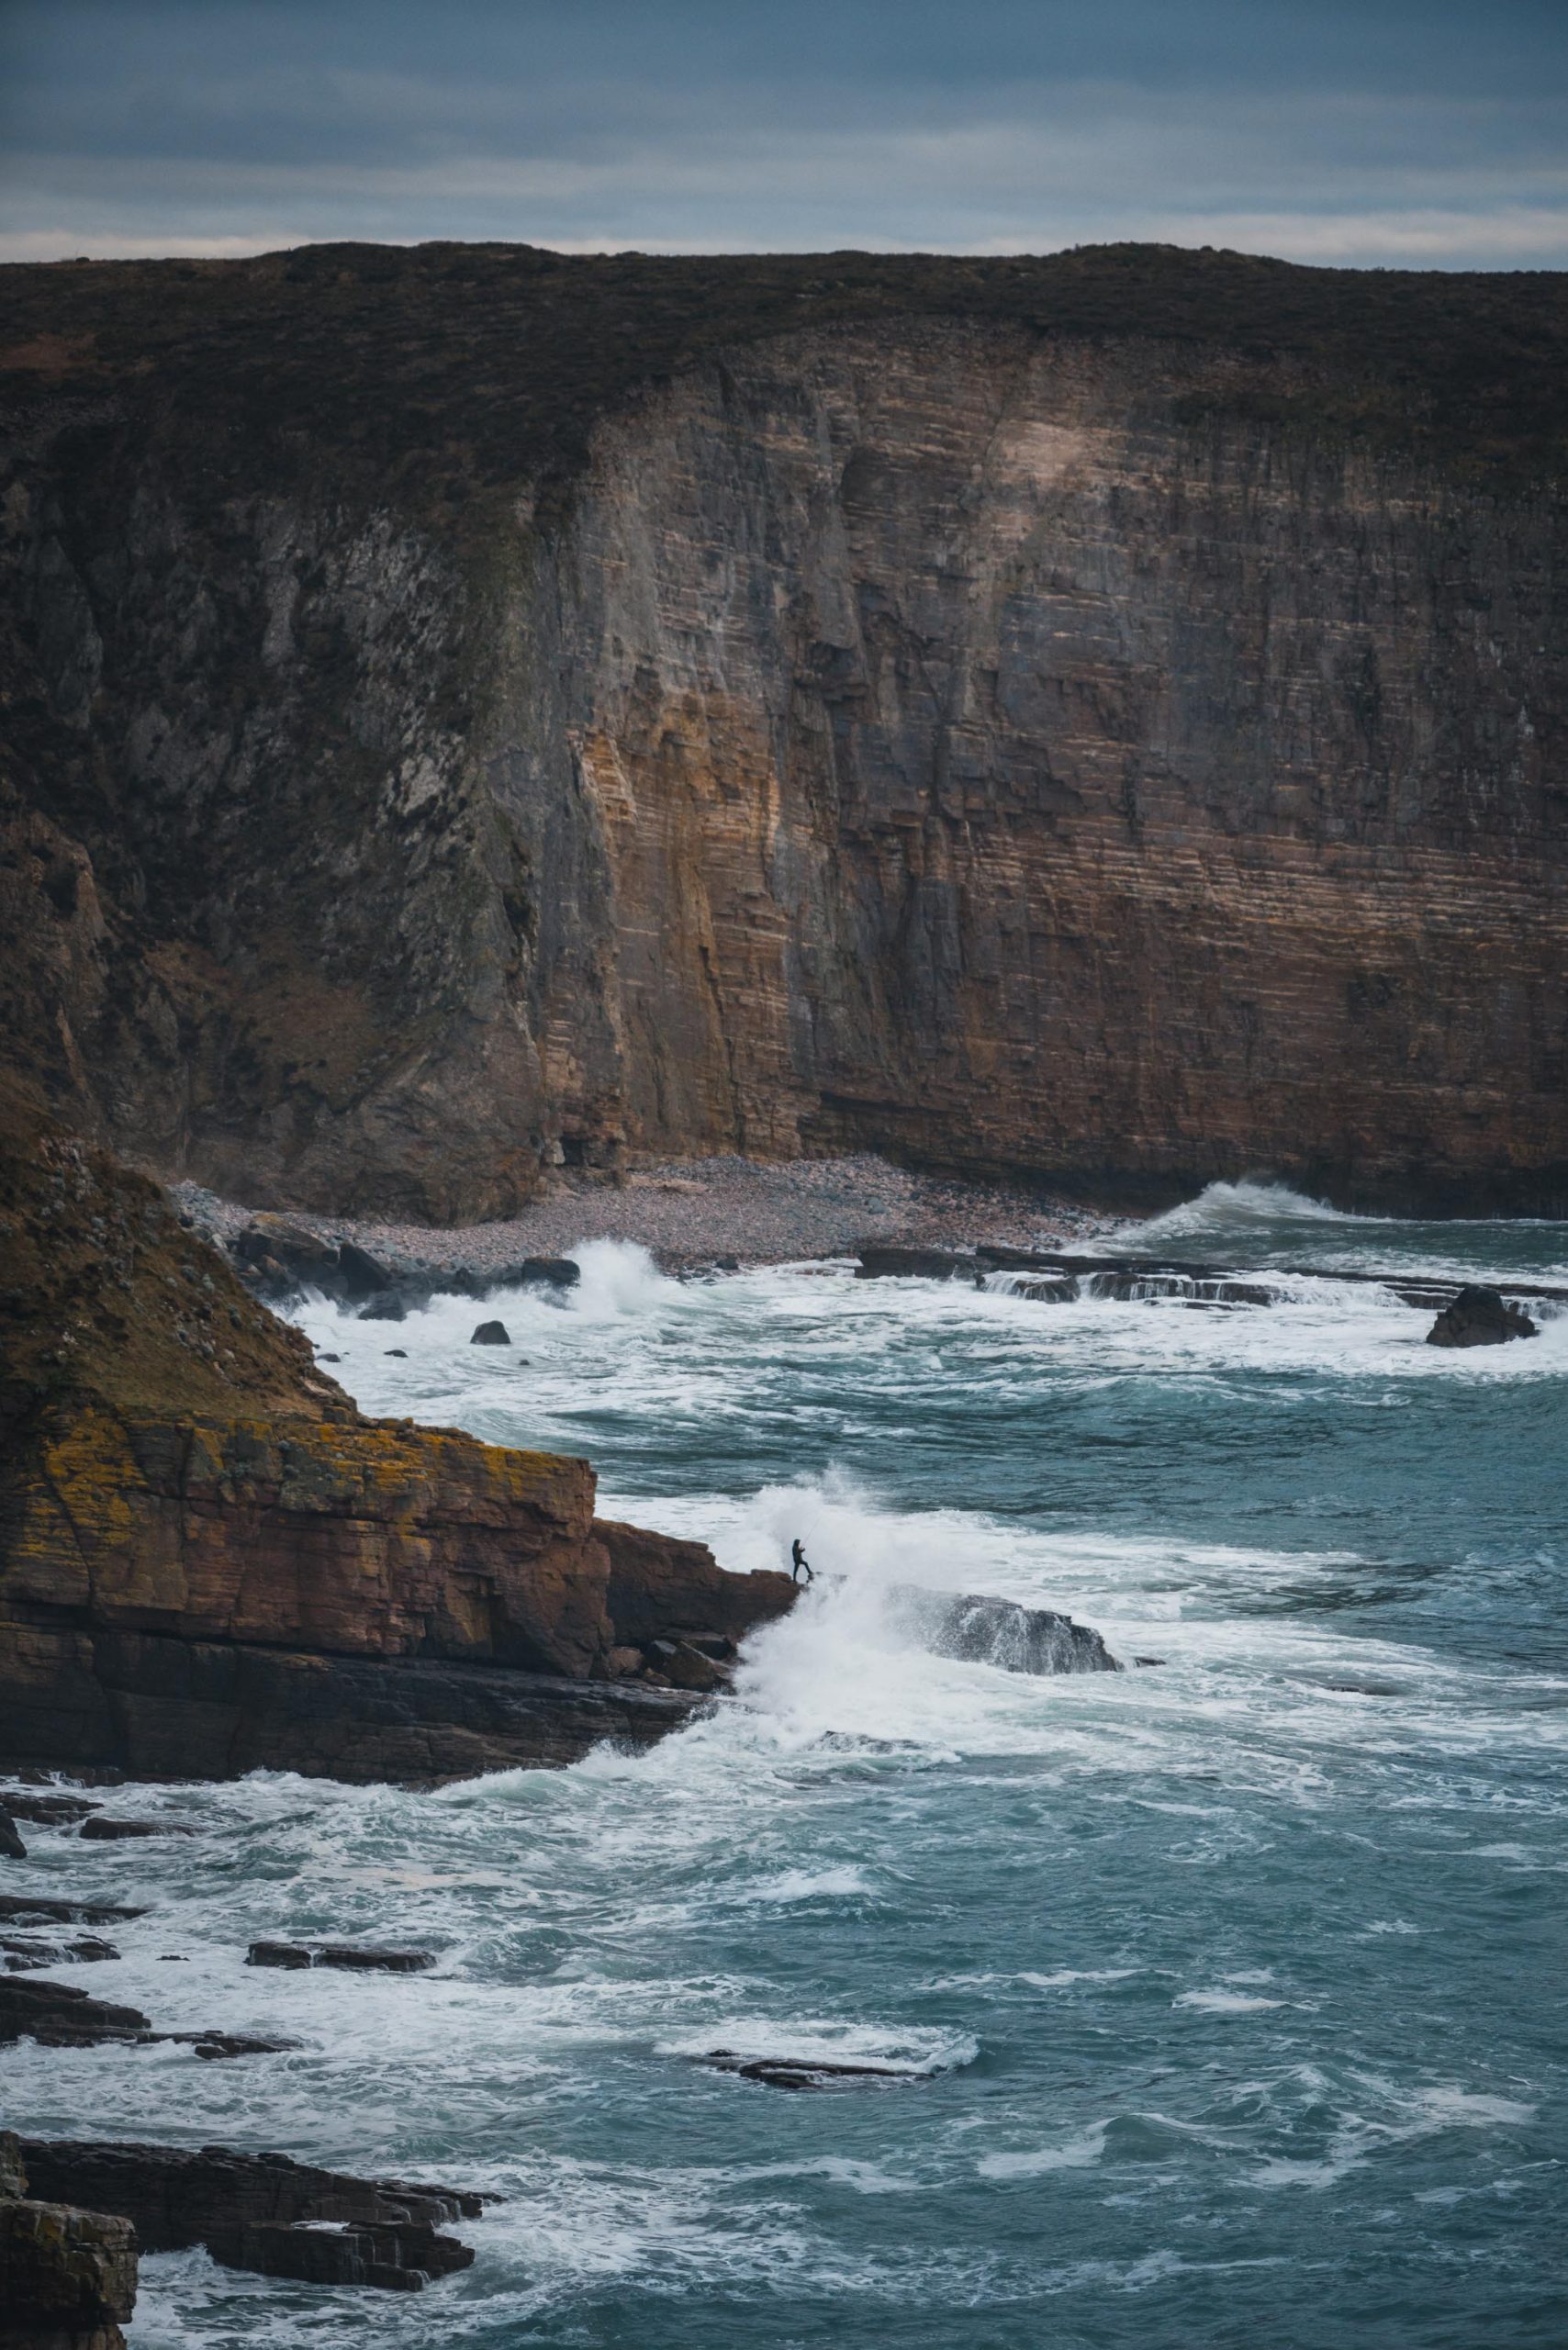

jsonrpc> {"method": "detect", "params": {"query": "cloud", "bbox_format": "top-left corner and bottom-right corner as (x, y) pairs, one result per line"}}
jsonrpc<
(1, 0), (1564, 268)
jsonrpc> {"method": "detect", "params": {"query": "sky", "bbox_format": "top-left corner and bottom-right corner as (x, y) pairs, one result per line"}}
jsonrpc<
(2, 0), (1565, 270)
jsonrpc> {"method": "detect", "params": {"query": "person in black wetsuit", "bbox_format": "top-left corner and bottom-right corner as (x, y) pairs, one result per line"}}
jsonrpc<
(790, 1538), (813, 1584)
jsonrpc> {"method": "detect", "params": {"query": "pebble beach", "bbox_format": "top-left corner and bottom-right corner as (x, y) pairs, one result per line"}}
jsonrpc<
(173, 1153), (1133, 1274)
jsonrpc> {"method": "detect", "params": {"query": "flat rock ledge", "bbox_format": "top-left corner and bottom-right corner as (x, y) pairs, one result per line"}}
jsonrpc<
(16, 2139), (484, 2295)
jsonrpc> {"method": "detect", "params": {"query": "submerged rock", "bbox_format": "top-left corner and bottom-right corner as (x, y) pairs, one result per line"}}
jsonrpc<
(246, 1942), (434, 1974)
(890, 1587), (1120, 1674)
(79, 1817), (196, 1841)
(1426, 1285), (1539, 1348)
(701, 2049), (939, 2089)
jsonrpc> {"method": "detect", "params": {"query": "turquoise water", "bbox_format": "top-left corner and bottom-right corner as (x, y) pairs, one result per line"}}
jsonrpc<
(10, 1184), (1567, 2347)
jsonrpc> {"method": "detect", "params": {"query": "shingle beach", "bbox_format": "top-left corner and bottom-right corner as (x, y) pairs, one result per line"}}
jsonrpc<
(174, 1153), (1135, 1274)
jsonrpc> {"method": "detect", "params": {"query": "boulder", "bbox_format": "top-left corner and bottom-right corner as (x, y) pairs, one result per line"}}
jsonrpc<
(890, 1587), (1120, 1674)
(0, 1804), (24, 1861)
(643, 1639), (724, 1694)
(232, 1215), (339, 1281)
(334, 1241), (396, 1301)
(357, 1295), (407, 1322)
(516, 1258), (580, 1290)
(1426, 1285), (1539, 1347)
(470, 1320), (510, 1345)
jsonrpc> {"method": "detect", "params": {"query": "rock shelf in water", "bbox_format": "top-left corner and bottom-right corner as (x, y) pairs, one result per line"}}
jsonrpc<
(16, 2139), (484, 2294)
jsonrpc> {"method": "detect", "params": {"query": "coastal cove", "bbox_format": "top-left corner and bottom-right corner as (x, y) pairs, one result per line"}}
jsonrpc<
(8, 1184), (1566, 2349)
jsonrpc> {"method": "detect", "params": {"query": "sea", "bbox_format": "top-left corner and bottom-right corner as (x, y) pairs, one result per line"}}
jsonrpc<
(10, 1183), (1567, 2348)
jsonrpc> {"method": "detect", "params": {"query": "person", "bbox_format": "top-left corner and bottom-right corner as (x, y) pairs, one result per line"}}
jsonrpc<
(790, 1538), (813, 1584)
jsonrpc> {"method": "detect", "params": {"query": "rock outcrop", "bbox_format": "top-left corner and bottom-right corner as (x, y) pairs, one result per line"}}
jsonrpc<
(1426, 1285), (1540, 1348)
(0, 2132), (138, 2350)
(0, 1087), (795, 1784)
(2, 245), (1565, 1217)
(890, 1587), (1120, 1675)
(16, 2139), (481, 2294)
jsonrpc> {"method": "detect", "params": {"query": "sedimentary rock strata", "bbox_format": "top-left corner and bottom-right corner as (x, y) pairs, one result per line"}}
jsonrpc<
(2, 246), (1564, 1215)
(0, 1088), (794, 1783)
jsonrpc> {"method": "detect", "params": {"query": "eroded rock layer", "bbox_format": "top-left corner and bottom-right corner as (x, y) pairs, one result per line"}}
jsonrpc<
(3, 245), (1566, 1211)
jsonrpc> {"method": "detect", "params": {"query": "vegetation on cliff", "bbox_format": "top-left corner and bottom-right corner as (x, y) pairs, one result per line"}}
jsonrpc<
(4, 241), (1566, 516)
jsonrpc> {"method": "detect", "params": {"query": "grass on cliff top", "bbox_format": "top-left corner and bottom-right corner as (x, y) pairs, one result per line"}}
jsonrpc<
(2, 241), (1565, 509)
(0, 1077), (350, 1426)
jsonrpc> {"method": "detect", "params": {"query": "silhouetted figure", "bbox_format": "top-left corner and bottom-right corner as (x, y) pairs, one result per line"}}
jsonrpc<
(790, 1539), (813, 1585)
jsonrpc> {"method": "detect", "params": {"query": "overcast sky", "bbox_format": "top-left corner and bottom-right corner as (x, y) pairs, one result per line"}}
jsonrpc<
(2, 0), (1564, 269)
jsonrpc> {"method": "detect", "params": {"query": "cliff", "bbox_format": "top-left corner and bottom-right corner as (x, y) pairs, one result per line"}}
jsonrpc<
(0, 1087), (795, 1782)
(3, 243), (1566, 1214)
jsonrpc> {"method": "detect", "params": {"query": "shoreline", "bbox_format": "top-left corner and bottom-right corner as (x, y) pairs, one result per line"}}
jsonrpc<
(172, 1153), (1137, 1277)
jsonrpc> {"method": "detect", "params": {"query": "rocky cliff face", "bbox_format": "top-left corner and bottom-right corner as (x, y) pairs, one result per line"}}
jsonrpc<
(0, 1086), (795, 1782)
(4, 245), (1565, 1213)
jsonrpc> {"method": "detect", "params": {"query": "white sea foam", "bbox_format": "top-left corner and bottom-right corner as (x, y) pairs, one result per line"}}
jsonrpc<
(977, 2123), (1110, 2177)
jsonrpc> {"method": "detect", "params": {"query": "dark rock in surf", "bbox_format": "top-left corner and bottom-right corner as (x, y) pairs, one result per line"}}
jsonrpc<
(892, 1587), (1120, 1674)
(16, 2139), (483, 2294)
(246, 1941), (434, 1974)
(1426, 1285), (1538, 1348)
(79, 1817), (196, 1841)
(335, 1241), (396, 1301)
(176, 2033), (302, 2061)
(702, 2049), (937, 2089)
(358, 1294), (407, 1322)
(0, 1978), (152, 2047)
(4, 1793), (100, 1826)
(517, 1258), (580, 1290)
(856, 1246), (973, 1281)
(0, 1896), (143, 1927)
(1, 1936), (118, 1972)
(0, 1804), (24, 1861)
(470, 1319), (510, 1345)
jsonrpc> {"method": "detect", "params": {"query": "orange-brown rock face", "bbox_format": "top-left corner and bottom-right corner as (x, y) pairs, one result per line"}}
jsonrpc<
(544, 330), (1568, 1208)
(5, 1404), (605, 1674)
(0, 1093), (795, 1783)
(3, 247), (1565, 1212)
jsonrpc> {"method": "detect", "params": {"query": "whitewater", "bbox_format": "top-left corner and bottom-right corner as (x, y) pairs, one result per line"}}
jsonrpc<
(10, 1184), (1567, 2347)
